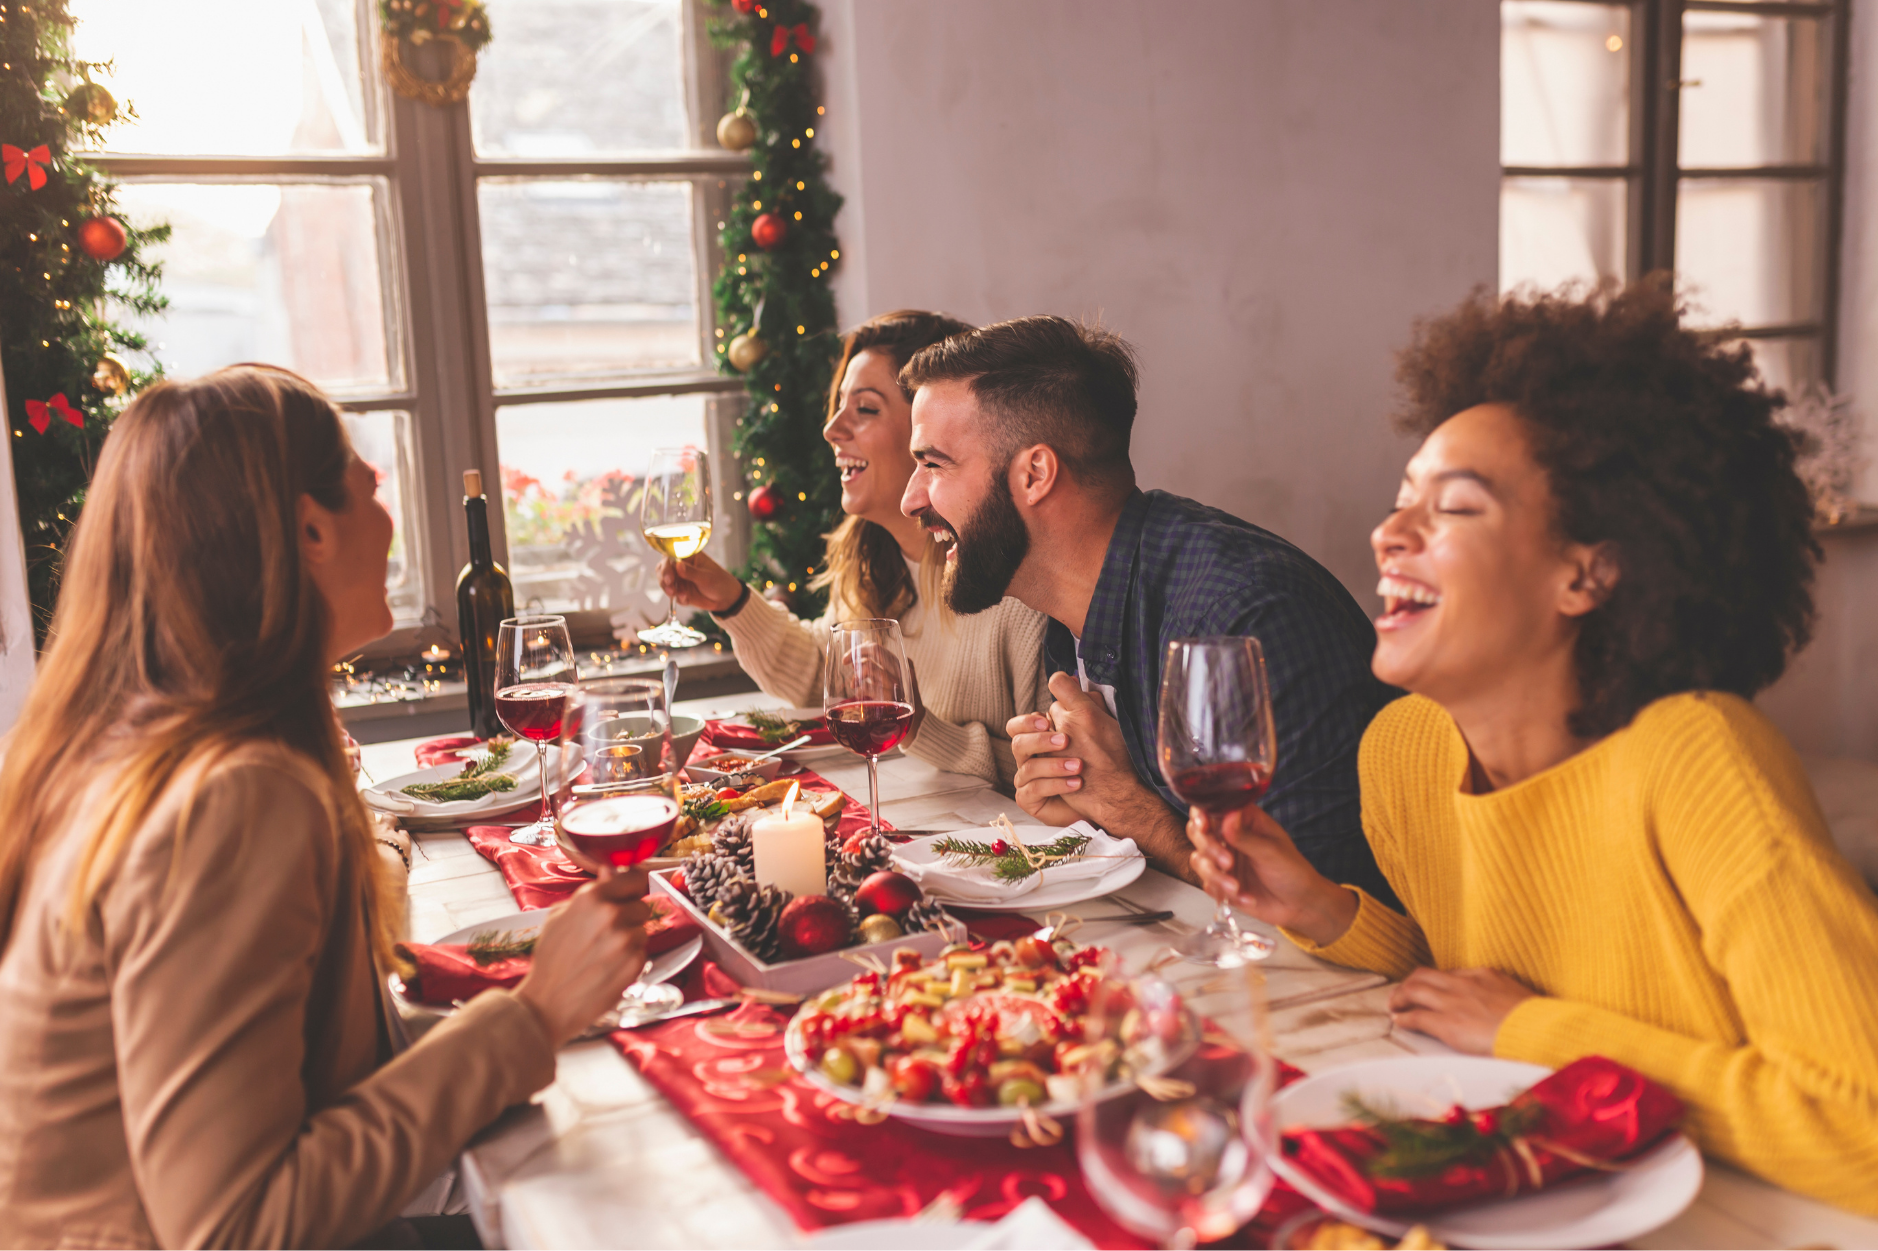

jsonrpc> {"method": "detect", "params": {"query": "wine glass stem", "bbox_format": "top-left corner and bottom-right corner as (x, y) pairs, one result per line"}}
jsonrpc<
(535, 752), (553, 825)
(1213, 897), (1239, 935)
(866, 753), (882, 835)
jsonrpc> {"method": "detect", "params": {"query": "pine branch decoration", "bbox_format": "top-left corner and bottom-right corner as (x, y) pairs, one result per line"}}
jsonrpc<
(401, 738), (518, 801)
(705, 0), (843, 620)
(1342, 1093), (1547, 1180)
(466, 928), (537, 965)
(930, 832), (1094, 881)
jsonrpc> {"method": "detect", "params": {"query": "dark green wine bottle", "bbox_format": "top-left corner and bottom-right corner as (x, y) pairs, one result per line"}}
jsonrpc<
(456, 469), (514, 740)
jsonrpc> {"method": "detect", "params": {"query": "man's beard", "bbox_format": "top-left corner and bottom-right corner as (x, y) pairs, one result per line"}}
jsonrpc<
(925, 469), (1030, 615)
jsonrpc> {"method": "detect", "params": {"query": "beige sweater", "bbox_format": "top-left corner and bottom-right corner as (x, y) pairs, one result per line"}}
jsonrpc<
(719, 576), (1048, 790)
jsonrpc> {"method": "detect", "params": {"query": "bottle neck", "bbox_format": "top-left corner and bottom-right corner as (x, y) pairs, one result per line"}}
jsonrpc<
(464, 495), (494, 567)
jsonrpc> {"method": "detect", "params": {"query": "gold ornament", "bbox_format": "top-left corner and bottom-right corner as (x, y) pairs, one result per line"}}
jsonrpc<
(726, 330), (768, 372)
(716, 107), (757, 152)
(91, 353), (130, 396)
(857, 913), (903, 945)
(65, 82), (116, 125)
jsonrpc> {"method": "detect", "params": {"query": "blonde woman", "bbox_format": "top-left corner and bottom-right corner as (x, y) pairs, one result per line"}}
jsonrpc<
(662, 311), (1047, 789)
(0, 367), (650, 1247)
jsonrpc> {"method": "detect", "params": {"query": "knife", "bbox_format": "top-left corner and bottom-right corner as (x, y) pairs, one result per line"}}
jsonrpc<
(612, 997), (737, 1030)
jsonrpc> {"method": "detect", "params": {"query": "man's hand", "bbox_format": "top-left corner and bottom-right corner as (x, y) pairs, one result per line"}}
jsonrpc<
(1387, 967), (1535, 1055)
(1009, 671), (1192, 877)
(659, 552), (745, 614)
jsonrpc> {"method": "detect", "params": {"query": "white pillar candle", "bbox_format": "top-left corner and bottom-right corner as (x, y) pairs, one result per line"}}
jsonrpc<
(751, 809), (826, 898)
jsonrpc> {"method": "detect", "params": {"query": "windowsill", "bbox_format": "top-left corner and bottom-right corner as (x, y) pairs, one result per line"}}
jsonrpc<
(1816, 505), (1878, 537)
(337, 645), (758, 744)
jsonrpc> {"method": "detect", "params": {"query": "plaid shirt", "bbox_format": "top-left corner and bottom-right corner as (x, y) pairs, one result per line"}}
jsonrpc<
(1044, 489), (1401, 906)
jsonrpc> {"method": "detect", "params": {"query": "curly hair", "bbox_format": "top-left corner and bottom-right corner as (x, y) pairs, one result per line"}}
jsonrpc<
(1394, 277), (1819, 737)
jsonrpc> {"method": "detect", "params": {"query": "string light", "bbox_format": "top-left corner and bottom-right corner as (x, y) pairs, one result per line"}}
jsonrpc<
(805, 128), (814, 138)
(796, 492), (806, 501)
(831, 249), (840, 259)
(817, 106), (825, 115)
(753, 200), (762, 209)
(793, 211), (802, 220)
(791, 137), (800, 147)
(753, 170), (762, 180)
(789, 53), (798, 63)
(796, 324), (805, 334)
(795, 181), (804, 190)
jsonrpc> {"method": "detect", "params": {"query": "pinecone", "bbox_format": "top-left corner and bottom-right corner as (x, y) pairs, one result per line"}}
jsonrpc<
(904, 895), (951, 936)
(710, 876), (789, 962)
(682, 851), (740, 911)
(827, 831), (893, 899)
(712, 811), (758, 875)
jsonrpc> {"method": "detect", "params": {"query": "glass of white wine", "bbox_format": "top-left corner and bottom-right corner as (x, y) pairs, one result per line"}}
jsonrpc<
(639, 446), (712, 649)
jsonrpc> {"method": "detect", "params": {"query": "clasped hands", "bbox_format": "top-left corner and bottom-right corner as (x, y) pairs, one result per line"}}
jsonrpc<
(1007, 671), (1181, 853)
(1185, 804), (1533, 1054)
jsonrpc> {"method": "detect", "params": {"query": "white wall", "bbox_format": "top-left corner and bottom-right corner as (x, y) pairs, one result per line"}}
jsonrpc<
(0, 355), (37, 733)
(815, 0), (1502, 601)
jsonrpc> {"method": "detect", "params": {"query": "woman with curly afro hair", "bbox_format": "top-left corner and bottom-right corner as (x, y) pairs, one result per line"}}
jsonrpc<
(1189, 278), (1878, 1212)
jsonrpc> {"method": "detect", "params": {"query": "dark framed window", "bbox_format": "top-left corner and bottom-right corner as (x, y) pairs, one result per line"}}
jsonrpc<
(1502, 0), (1851, 393)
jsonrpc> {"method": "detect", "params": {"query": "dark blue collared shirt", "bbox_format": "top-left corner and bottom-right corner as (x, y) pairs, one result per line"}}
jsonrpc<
(1045, 489), (1401, 906)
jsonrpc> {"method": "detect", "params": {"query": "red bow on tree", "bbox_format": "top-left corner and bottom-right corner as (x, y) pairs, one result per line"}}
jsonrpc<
(731, 0), (757, 11)
(3, 143), (50, 191)
(431, 0), (463, 29)
(25, 393), (82, 434)
(770, 22), (815, 57)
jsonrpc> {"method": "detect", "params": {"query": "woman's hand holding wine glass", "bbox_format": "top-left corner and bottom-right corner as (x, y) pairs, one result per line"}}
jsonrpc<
(1185, 804), (1360, 948)
(639, 447), (713, 648)
(514, 870), (653, 1047)
(657, 548), (744, 614)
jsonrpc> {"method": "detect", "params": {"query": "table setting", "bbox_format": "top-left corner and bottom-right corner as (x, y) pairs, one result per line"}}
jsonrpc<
(358, 621), (1875, 1250)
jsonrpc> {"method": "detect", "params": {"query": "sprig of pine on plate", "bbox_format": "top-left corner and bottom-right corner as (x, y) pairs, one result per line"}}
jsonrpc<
(1341, 1092), (1546, 1179)
(467, 927), (537, 965)
(930, 827), (1094, 881)
(403, 738), (518, 803)
(744, 708), (812, 745)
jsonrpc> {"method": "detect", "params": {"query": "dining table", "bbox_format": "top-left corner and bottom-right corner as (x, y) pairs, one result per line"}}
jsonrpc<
(372, 690), (1878, 1251)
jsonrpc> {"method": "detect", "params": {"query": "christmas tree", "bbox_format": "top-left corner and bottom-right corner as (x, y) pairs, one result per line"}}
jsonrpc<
(0, 0), (166, 641)
(707, 0), (842, 618)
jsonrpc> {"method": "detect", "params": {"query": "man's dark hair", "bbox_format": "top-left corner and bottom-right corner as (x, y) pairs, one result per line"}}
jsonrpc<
(1395, 276), (1819, 738)
(900, 314), (1139, 490)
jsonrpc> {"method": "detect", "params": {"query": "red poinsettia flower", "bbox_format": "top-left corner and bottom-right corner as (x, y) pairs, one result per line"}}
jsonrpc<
(24, 393), (81, 434)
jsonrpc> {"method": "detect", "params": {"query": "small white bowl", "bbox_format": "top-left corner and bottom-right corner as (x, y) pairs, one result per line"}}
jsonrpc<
(685, 747), (785, 784)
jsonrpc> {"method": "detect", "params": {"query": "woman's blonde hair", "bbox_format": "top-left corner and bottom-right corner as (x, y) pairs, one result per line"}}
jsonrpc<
(811, 310), (973, 620)
(0, 365), (397, 964)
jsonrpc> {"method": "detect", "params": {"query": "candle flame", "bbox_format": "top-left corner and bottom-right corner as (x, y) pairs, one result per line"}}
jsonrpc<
(781, 780), (800, 819)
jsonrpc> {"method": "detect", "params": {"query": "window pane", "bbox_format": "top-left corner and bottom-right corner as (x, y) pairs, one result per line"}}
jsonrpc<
(471, 0), (687, 157)
(480, 178), (700, 386)
(1500, 177), (1626, 292)
(110, 181), (400, 394)
(1676, 177), (1825, 328)
(1502, 1), (1630, 168)
(496, 394), (710, 615)
(70, 0), (380, 156)
(1727, 335), (1822, 397)
(1680, 11), (1829, 168)
(342, 410), (423, 622)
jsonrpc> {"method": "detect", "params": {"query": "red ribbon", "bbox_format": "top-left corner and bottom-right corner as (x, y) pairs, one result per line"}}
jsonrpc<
(24, 393), (81, 434)
(771, 22), (815, 57)
(430, 0), (464, 30)
(3, 143), (50, 191)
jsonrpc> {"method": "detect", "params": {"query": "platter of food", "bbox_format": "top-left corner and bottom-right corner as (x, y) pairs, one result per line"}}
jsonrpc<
(363, 738), (549, 828)
(655, 774), (848, 864)
(686, 749), (785, 784)
(783, 939), (1199, 1138)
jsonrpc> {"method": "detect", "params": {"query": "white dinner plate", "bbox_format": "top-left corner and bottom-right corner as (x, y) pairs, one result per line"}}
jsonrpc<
(362, 740), (552, 827)
(1269, 1055), (1703, 1249)
(893, 823), (1146, 911)
(769, 708), (854, 763)
(389, 908), (703, 1018)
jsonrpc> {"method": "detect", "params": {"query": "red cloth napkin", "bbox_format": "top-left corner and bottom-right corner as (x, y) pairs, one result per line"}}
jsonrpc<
(1282, 1055), (1683, 1216)
(415, 735), (483, 770)
(610, 996), (1307, 1245)
(702, 716), (835, 750)
(399, 898), (701, 1006)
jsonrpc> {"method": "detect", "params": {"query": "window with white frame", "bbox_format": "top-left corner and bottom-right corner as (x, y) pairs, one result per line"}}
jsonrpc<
(1501, 0), (1848, 394)
(72, 0), (748, 648)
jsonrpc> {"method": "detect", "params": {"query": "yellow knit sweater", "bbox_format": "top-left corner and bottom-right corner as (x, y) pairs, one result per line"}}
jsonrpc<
(1295, 691), (1878, 1214)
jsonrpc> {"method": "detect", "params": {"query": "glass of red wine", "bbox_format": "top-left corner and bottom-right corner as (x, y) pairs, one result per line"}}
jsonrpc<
(553, 676), (685, 1019)
(1158, 636), (1278, 966)
(495, 614), (578, 846)
(825, 618), (915, 837)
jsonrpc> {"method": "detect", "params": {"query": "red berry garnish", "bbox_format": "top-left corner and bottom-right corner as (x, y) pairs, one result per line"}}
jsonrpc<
(991, 838), (1009, 855)
(1443, 1105), (1469, 1127)
(1473, 1110), (1500, 1136)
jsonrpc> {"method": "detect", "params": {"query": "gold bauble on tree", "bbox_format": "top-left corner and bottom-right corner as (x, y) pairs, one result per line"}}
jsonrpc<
(91, 353), (130, 396)
(716, 107), (757, 152)
(726, 329), (768, 372)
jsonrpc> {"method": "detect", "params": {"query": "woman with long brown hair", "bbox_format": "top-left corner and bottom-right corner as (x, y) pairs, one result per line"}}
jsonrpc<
(0, 366), (650, 1248)
(661, 310), (1047, 788)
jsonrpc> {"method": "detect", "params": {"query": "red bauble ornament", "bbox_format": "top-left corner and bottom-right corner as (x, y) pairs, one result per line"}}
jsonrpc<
(671, 868), (691, 900)
(76, 215), (127, 261)
(779, 895), (852, 957)
(748, 483), (780, 520)
(751, 211), (787, 250)
(853, 870), (921, 919)
(840, 831), (872, 856)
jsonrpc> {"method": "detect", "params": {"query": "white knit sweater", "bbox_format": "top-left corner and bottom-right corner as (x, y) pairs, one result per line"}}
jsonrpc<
(716, 575), (1048, 790)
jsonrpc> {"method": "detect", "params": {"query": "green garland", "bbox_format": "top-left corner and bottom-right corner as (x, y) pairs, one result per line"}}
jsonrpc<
(706, 0), (843, 620)
(1, 0), (167, 642)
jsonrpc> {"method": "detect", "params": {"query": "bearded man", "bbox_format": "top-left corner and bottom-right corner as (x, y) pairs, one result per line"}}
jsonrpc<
(899, 315), (1398, 901)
